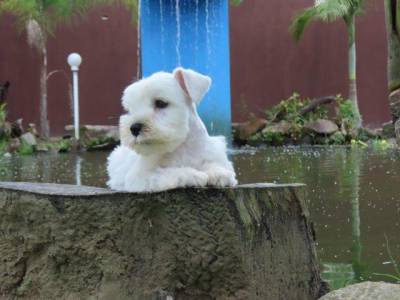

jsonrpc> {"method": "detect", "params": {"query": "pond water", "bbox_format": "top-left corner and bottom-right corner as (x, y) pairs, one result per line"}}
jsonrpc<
(0, 146), (399, 287)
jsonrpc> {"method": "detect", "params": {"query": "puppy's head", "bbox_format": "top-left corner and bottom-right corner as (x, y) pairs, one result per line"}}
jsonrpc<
(120, 68), (211, 156)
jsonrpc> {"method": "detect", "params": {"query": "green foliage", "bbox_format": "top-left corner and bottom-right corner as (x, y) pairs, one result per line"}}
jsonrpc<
(0, 0), (110, 35)
(230, 0), (244, 6)
(18, 141), (34, 155)
(290, 0), (367, 41)
(370, 139), (393, 150)
(243, 93), (378, 146)
(266, 93), (329, 125)
(252, 93), (348, 145)
(337, 98), (356, 132)
(338, 98), (356, 120)
(261, 131), (285, 145)
(0, 103), (7, 124)
(0, 104), (11, 151)
(329, 131), (346, 145)
(0, 139), (8, 154)
(337, 97), (367, 134)
(57, 139), (71, 153)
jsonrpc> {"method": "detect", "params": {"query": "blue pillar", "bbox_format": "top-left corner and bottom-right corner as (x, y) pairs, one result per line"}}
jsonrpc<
(140, 0), (232, 139)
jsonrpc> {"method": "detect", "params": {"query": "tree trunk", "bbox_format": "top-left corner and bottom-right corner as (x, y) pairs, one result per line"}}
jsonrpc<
(0, 182), (327, 300)
(385, 0), (400, 122)
(40, 45), (50, 138)
(346, 16), (362, 130)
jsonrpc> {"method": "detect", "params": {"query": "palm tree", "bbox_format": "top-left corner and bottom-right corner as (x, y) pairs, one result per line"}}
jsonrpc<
(384, 0), (400, 122)
(0, 0), (108, 138)
(290, 0), (366, 131)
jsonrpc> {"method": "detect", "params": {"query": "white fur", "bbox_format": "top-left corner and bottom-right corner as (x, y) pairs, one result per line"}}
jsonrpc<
(107, 67), (237, 192)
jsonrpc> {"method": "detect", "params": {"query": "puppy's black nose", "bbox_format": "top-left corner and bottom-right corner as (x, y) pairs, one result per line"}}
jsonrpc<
(130, 123), (143, 137)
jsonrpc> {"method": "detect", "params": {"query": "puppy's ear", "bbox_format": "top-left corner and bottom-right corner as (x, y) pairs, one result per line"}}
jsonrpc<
(173, 67), (211, 105)
(121, 82), (137, 111)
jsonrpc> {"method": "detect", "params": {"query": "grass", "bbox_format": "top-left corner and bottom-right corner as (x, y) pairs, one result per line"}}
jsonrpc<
(373, 234), (400, 283)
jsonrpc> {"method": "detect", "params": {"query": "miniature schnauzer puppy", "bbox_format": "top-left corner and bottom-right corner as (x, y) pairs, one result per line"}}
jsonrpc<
(107, 67), (237, 192)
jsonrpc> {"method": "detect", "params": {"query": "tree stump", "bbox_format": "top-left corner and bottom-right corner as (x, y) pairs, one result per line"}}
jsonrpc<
(0, 182), (326, 300)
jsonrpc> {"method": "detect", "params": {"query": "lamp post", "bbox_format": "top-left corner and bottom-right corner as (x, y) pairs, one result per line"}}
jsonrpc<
(67, 53), (82, 142)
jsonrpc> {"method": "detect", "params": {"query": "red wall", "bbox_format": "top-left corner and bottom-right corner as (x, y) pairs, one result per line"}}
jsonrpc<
(230, 0), (390, 127)
(0, 0), (391, 136)
(0, 4), (137, 136)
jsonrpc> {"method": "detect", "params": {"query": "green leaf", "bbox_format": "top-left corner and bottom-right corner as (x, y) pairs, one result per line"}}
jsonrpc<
(230, 0), (244, 6)
(290, 0), (367, 41)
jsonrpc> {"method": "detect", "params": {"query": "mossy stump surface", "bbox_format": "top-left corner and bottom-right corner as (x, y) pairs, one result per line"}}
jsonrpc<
(0, 182), (325, 300)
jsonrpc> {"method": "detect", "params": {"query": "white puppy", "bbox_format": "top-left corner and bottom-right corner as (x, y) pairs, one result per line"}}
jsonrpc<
(107, 67), (237, 192)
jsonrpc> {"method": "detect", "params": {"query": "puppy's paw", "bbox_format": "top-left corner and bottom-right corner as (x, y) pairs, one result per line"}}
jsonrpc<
(206, 168), (238, 187)
(142, 168), (208, 191)
(182, 169), (208, 187)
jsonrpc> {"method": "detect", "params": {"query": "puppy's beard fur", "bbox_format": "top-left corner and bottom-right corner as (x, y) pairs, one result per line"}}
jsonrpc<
(119, 115), (189, 156)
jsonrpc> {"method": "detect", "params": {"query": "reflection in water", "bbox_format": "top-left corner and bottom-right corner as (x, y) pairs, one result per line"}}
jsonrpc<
(348, 148), (364, 283)
(233, 146), (400, 284)
(0, 146), (399, 284)
(76, 156), (82, 186)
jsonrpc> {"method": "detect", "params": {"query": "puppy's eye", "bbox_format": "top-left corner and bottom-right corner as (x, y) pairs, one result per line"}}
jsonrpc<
(154, 99), (169, 109)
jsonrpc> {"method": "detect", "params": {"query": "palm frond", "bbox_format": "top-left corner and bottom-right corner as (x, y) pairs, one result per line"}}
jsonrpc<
(230, 0), (244, 6)
(290, 0), (367, 41)
(0, 0), (111, 35)
(290, 7), (320, 42)
(118, 0), (138, 24)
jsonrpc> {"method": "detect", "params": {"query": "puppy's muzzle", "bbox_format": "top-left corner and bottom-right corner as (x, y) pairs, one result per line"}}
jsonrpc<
(130, 123), (143, 137)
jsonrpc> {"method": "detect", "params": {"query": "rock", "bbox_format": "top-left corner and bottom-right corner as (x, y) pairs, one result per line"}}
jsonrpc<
(36, 143), (49, 152)
(262, 120), (291, 135)
(87, 142), (118, 151)
(233, 118), (268, 142)
(10, 119), (23, 138)
(0, 182), (325, 300)
(319, 281), (400, 300)
(304, 119), (338, 135)
(65, 125), (119, 141)
(386, 138), (398, 148)
(389, 89), (400, 121)
(6, 138), (20, 153)
(20, 132), (37, 146)
(382, 121), (396, 138)
(359, 127), (380, 138)
(27, 123), (39, 137)
(65, 125), (119, 150)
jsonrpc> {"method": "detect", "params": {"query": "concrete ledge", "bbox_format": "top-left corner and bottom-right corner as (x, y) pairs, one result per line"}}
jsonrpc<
(0, 181), (306, 196)
(0, 182), (325, 300)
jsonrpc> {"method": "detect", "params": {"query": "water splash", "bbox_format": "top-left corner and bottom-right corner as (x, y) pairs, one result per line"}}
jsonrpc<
(159, 0), (165, 68)
(195, 0), (199, 55)
(205, 0), (211, 60)
(175, 0), (182, 66)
